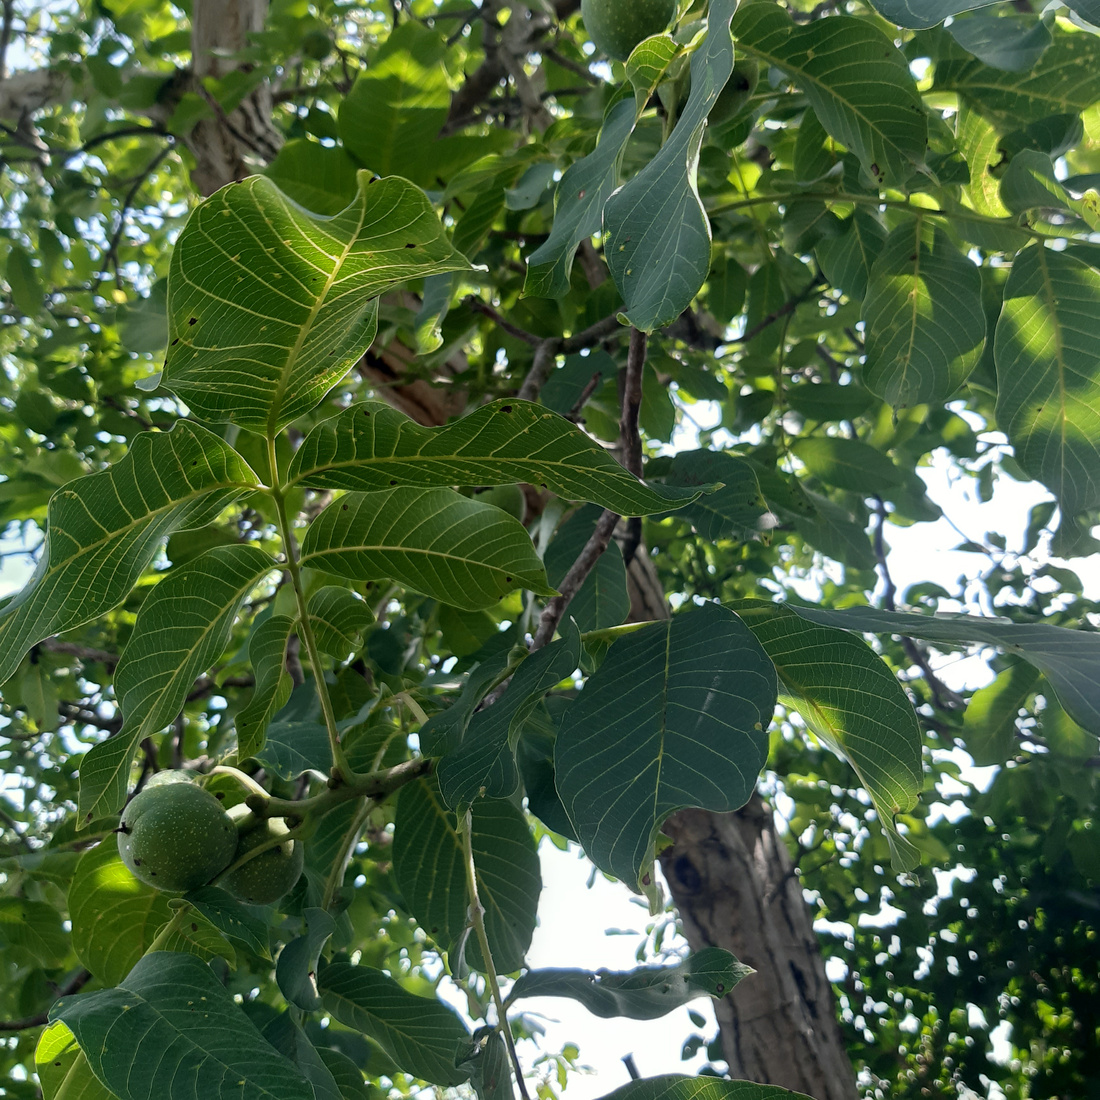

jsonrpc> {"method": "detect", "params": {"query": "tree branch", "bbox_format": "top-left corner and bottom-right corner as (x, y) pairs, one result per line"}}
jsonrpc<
(0, 970), (91, 1032)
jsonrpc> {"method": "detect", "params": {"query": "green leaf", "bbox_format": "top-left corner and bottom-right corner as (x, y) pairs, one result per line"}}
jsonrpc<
(646, 451), (771, 541)
(262, 1015), (343, 1100)
(69, 837), (232, 985)
(236, 615), (296, 762)
(162, 173), (470, 434)
(962, 660), (1039, 766)
(52, 951), (312, 1100)
(994, 243), (1100, 515)
(436, 623), (582, 806)
(544, 508), (630, 632)
(393, 778), (540, 974)
(253, 686), (333, 780)
(862, 220), (986, 408)
(791, 437), (903, 494)
(732, 6), (926, 186)
(287, 399), (699, 516)
(299, 487), (553, 610)
(947, 13), (1052, 73)
(956, 104), (1010, 219)
(626, 34), (682, 114)
(276, 907), (335, 1012)
(509, 948), (753, 1020)
(732, 600), (924, 872)
(999, 149), (1100, 230)
(786, 382), (874, 423)
(556, 603), (777, 890)
(308, 587), (374, 659)
(603, 0), (738, 331)
(317, 1048), (373, 1100)
(337, 23), (449, 186)
(36, 1022), (118, 1100)
(0, 896), (69, 967)
(792, 605), (1100, 738)
(317, 960), (471, 1086)
(182, 886), (272, 959)
(594, 1076), (814, 1100)
(262, 138), (360, 216)
(0, 423), (258, 687)
(816, 211), (887, 303)
(418, 652), (514, 757)
(868, 0), (997, 29)
(936, 32), (1100, 125)
(524, 97), (637, 299)
(78, 545), (276, 821)
(465, 1028), (511, 1100)
(5, 244), (44, 316)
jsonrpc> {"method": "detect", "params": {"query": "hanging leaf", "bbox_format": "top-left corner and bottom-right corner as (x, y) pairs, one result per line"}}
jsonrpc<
(509, 948), (753, 1020)
(816, 211), (887, 303)
(867, 1), (998, 29)
(994, 243), (1100, 516)
(862, 220), (986, 408)
(732, 6), (926, 186)
(791, 437), (903, 494)
(436, 622), (581, 806)
(299, 487), (552, 609)
(393, 778), (541, 974)
(288, 399), (702, 516)
(52, 951), (312, 1100)
(604, 0), (738, 331)
(317, 960), (471, 1086)
(0, 424), (259, 687)
(162, 173), (470, 433)
(947, 13), (1052, 73)
(276, 907), (336, 1012)
(236, 615), (296, 762)
(308, 587), (374, 659)
(78, 545), (276, 821)
(556, 603), (777, 891)
(732, 600), (924, 871)
(792, 605), (1100, 738)
(962, 660), (1039, 766)
(524, 97), (637, 299)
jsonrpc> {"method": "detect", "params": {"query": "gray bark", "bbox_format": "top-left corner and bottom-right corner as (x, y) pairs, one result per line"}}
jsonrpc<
(660, 804), (857, 1100)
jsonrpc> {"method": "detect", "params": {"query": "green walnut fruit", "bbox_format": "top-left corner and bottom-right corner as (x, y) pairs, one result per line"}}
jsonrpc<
(118, 782), (237, 893)
(474, 483), (526, 523)
(580, 0), (677, 62)
(221, 816), (304, 905)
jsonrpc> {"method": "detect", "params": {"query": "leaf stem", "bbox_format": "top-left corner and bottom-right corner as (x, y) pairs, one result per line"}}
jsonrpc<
(460, 807), (530, 1100)
(267, 435), (354, 785)
(146, 902), (192, 954)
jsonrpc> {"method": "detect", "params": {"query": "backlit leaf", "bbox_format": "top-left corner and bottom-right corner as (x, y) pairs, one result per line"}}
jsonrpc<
(163, 173), (470, 433)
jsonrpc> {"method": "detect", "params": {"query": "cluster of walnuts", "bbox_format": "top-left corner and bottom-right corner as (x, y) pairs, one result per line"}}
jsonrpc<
(117, 777), (303, 904)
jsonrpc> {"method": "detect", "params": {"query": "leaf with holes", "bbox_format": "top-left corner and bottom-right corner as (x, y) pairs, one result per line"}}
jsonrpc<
(300, 487), (553, 610)
(393, 778), (540, 974)
(0, 423), (258, 688)
(556, 603), (777, 891)
(162, 173), (470, 433)
(288, 399), (701, 515)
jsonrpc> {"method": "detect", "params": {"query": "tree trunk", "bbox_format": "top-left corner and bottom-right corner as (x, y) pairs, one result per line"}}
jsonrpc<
(660, 804), (857, 1100)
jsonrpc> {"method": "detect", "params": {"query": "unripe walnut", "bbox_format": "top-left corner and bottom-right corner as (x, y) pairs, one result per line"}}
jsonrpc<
(118, 782), (237, 893)
(221, 815), (304, 906)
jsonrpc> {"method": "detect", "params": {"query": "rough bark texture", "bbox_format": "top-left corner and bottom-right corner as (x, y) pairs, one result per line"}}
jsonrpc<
(188, 0), (281, 196)
(660, 804), (857, 1100)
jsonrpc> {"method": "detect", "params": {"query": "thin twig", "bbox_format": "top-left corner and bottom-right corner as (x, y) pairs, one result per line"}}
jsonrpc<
(461, 807), (531, 1100)
(0, 970), (91, 1032)
(565, 370), (603, 421)
(735, 278), (822, 347)
(517, 339), (561, 402)
(464, 296), (542, 346)
(620, 328), (646, 479)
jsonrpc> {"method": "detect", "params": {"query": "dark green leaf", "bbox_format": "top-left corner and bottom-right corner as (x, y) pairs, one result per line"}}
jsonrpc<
(317, 960), (471, 1086)
(276, 907), (336, 1011)
(236, 615), (296, 762)
(53, 951), (311, 1100)
(595, 1076), (814, 1100)
(544, 507), (630, 632)
(183, 886), (272, 959)
(309, 587), (374, 659)
(556, 604), (777, 890)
